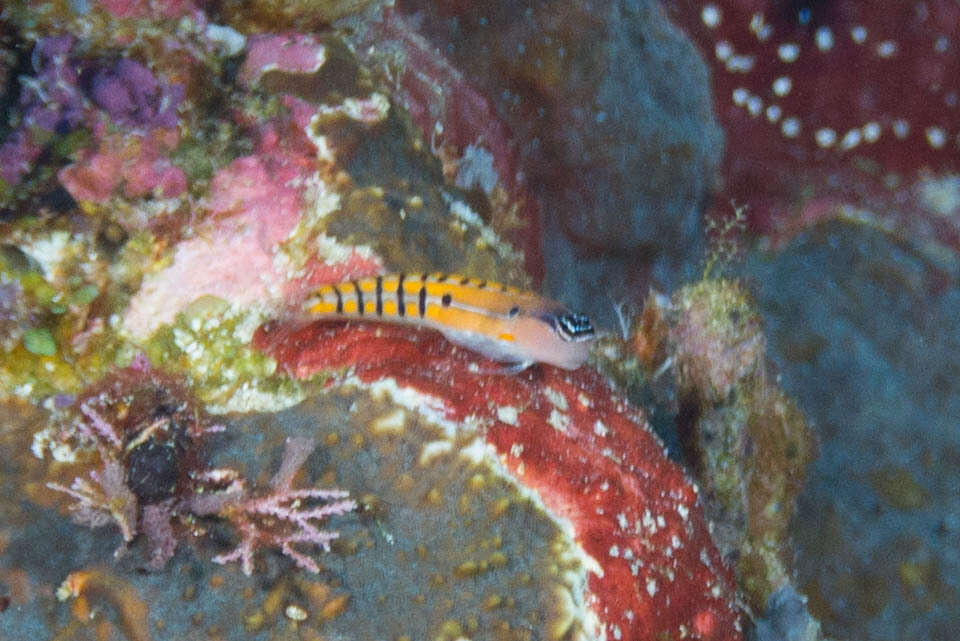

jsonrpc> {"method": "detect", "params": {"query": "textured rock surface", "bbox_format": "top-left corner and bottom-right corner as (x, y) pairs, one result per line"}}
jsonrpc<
(2, 360), (743, 640)
(370, 0), (724, 326)
(745, 221), (960, 640)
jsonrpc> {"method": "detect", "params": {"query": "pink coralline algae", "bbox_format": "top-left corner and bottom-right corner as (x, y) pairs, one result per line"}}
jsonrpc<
(121, 33), (386, 338)
(254, 320), (743, 641)
(238, 33), (328, 87)
(665, 0), (960, 255)
(97, 0), (197, 20)
(0, 34), (188, 204)
(60, 54), (188, 204)
(121, 144), (381, 338)
(58, 125), (187, 203)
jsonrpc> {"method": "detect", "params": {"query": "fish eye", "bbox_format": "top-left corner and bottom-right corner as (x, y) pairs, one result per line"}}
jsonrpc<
(556, 312), (595, 341)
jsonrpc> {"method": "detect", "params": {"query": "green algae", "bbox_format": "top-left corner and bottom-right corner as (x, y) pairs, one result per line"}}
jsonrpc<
(22, 327), (57, 356)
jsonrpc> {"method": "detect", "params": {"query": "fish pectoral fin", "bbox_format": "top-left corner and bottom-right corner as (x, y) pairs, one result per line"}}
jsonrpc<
(477, 360), (535, 376)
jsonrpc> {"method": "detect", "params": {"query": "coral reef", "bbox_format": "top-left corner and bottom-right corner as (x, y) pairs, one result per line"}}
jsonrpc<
(1, 0), (883, 639)
(2, 0), (958, 639)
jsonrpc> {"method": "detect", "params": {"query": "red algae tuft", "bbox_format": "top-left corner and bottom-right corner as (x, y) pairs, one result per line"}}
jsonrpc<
(254, 319), (743, 640)
(196, 437), (356, 576)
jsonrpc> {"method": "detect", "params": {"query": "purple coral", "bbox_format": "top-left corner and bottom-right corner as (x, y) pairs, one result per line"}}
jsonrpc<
(0, 36), (84, 186)
(206, 437), (356, 576)
(89, 58), (184, 130)
(0, 36), (186, 196)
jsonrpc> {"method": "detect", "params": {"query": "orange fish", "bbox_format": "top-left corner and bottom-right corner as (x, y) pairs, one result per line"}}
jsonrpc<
(303, 273), (596, 370)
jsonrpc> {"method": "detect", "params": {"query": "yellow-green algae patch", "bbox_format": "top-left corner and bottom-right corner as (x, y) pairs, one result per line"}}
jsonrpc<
(144, 296), (305, 413)
(670, 277), (816, 614)
(0, 224), (136, 401)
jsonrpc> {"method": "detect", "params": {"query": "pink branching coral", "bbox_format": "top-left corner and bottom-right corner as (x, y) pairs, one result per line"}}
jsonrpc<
(44, 367), (355, 574)
(48, 457), (139, 545)
(46, 401), (144, 547)
(197, 437), (356, 576)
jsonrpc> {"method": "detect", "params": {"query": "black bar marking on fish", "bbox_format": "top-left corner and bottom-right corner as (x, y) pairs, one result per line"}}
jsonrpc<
(353, 280), (364, 316)
(333, 285), (343, 314)
(397, 274), (406, 317)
